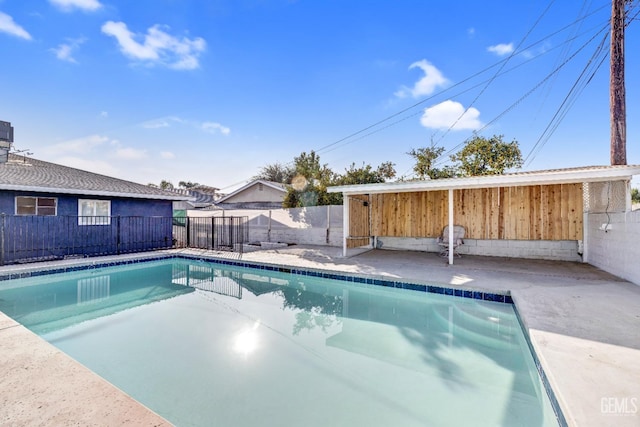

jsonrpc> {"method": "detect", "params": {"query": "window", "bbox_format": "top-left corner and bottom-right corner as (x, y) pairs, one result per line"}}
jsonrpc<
(78, 199), (111, 225)
(15, 196), (57, 216)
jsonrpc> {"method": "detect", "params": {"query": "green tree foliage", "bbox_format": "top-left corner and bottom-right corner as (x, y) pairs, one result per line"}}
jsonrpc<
(279, 152), (396, 207)
(408, 134), (523, 179)
(632, 187), (640, 204)
(451, 134), (523, 176)
(336, 161), (396, 185)
(159, 180), (174, 190)
(283, 151), (339, 207)
(252, 162), (296, 183)
(407, 146), (456, 179)
(178, 181), (199, 189)
(292, 151), (335, 185)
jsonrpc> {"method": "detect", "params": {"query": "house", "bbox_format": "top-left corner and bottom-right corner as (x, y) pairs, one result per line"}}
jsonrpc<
(171, 185), (222, 210)
(0, 153), (187, 263)
(214, 179), (287, 210)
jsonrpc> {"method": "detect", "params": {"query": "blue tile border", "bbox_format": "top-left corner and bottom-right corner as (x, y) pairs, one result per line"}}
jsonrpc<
(169, 254), (515, 304)
(0, 253), (516, 305)
(512, 302), (568, 427)
(0, 255), (169, 282)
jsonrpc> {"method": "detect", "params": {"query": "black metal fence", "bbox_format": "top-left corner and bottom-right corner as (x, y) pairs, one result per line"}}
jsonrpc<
(173, 216), (249, 252)
(0, 214), (248, 265)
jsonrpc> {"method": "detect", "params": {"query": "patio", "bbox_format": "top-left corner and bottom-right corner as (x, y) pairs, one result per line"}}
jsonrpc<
(1, 246), (639, 426)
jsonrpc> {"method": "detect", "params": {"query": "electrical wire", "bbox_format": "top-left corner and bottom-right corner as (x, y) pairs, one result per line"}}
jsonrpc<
(312, 3), (610, 157)
(221, 3), (616, 190)
(524, 0), (640, 166)
(431, 0), (557, 146)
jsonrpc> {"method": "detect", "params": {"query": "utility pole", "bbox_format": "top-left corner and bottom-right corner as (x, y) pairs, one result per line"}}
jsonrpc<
(610, 0), (626, 165)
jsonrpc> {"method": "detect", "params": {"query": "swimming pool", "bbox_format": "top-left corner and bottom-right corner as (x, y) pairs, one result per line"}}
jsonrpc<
(0, 257), (561, 426)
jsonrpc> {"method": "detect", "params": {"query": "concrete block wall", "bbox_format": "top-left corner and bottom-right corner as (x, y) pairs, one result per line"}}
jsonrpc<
(211, 206), (344, 247)
(586, 211), (640, 285)
(376, 237), (581, 262)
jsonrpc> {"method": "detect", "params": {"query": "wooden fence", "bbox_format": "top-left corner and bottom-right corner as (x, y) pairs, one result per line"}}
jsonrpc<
(347, 195), (371, 248)
(350, 183), (583, 242)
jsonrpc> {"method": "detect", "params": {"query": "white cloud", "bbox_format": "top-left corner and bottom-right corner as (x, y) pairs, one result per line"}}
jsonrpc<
(100, 111), (108, 118)
(520, 41), (551, 60)
(101, 21), (206, 70)
(0, 12), (32, 40)
(395, 60), (448, 98)
(487, 43), (514, 56)
(49, 134), (109, 153)
(467, 27), (475, 37)
(48, 0), (103, 12)
(142, 120), (170, 129)
(202, 121), (230, 135)
(420, 100), (483, 130)
(50, 37), (86, 63)
(160, 151), (175, 159)
(115, 147), (147, 159)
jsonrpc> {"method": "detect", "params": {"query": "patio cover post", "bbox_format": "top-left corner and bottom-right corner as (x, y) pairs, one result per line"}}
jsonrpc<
(448, 188), (454, 265)
(342, 194), (349, 257)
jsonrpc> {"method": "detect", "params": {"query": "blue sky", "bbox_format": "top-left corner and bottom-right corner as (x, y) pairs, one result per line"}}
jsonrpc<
(1, 0), (638, 192)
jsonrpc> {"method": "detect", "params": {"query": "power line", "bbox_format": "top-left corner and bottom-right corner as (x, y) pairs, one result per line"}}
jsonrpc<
(432, 0), (557, 145)
(312, 3), (609, 157)
(524, 31), (609, 165)
(221, 4), (614, 189)
(525, 0), (640, 166)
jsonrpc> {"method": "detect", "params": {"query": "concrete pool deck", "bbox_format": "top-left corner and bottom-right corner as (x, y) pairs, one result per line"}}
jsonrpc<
(1, 246), (639, 426)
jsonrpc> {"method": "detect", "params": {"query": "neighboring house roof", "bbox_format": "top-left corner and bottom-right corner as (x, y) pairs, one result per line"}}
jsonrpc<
(216, 179), (287, 204)
(191, 185), (220, 194)
(0, 154), (188, 200)
(328, 165), (640, 195)
(168, 187), (219, 208)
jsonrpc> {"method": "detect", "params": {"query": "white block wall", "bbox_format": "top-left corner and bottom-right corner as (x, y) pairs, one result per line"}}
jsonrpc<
(586, 210), (640, 285)
(201, 206), (344, 247)
(376, 237), (581, 262)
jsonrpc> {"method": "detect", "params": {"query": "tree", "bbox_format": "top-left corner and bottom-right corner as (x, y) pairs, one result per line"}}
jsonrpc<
(178, 181), (199, 189)
(292, 151), (335, 185)
(252, 162), (295, 183)
(283, 151), (339, 207)
(450, 134), (523, 176)
(632, 187), (640, 204)
(407, 135), (522, 180)
(407, 145), (457, 180)
(336, 161), (396, 186)
(159, 180), (174, 190)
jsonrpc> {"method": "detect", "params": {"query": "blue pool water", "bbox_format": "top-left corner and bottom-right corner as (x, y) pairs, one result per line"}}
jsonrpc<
(0, 258), (560, 426)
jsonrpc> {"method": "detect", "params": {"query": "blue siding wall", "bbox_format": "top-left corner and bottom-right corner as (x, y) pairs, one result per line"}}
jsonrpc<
(0, 191), (172, 216)
(0, 191), (175, 263)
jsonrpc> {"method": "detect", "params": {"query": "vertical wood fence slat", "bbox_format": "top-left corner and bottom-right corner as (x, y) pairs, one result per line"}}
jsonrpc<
(353, 183), (585, 242)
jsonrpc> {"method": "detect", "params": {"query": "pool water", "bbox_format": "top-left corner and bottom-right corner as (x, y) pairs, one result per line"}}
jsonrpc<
(0, 258), (560, 426)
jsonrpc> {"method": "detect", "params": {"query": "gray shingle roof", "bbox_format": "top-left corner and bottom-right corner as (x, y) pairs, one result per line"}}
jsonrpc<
(216, 179), (287, 203)
(0, 154), (187, 200)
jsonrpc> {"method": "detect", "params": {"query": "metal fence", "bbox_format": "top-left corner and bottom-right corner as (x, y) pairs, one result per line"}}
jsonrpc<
(0, 214), (248, 265)
(173, 216), (249, 253)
